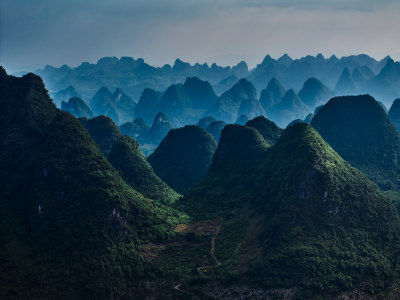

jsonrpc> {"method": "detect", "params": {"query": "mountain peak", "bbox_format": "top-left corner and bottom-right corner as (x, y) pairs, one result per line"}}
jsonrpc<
(0, 66), (7, 77)
(312, 94), (400, 190)
(173, 58), (190, 72)
(61, 97), (93, 118)
(245, 116), (283, 145)
(237, 78), (257, 98)
(79, 115), (122, 156)
(108, 135), (180, 203)
(298, 77), (333, 108)
(261, 54), (274, 65)
(148, 125), (217, 193)
(334, 67), (356, 95)
(260, 77), (286, 111)
(152, 112), (170, 126)
(212, 124), (267, 169)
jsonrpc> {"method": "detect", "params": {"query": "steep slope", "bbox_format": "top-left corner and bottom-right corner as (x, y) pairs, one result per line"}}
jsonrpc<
(352, 67), (370, 85)
(311, 95), (400, 190)
(237, 97), (266, 120)
(214, 75), (239, 95)
(134, 88), (162, 125)
(53, 85), (82, 107)
(148, 125), (217, 194)
(183, 76), (217, 109)
(206, 78), (257, 123)
(277, 53), (293, 66)
(91, 87), (136, 125)
(235, 114), (250, 125)
(304, 113), (314, 124)
(298, 77), (334, 108)
(61, 97), (94, 118)
(247, 55), (287, 92)
(231, 61), (249, 78)
(389, 98), (400, 134)
(143, 112), (172, 146)
(259, 77), (286, 111)
(157, 84), (190, 126)
(334, 68), (356, 95)
(183, 122), (400, 298)
(197, 116), (217, 129)
(270, 89), (311, 127)
(0, 70), (186, 299)
(90, 87), (120, 124)
(205, 120), (227, 142)
(79, 115), (122, 156)
(157, 77), (217, 126)
(366, 59), (400, 106)
(245, 116), (283, 145)
(108, 135), (180, 203)
(119, 118), (150, 141)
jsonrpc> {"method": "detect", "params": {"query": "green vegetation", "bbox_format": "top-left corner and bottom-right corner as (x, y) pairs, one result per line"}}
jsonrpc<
(108, 135), (180, 203)
(245, 115), (283, 145)
(182, 122), (400, 298)
(148, 125), (217, 194)
(0, 70), (188, 299)
(311, 95), (400, 190)
(3, 68), (400, 299)
(79, 115), (122, 156)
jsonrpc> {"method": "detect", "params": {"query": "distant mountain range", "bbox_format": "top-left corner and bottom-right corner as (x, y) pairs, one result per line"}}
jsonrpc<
(31, 54), (395, 104)
(4, 67), (400, 298)
(25, 54), (399, 136)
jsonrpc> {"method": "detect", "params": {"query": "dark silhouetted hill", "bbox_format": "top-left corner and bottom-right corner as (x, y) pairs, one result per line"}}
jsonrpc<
(79, 115), (122, 156)
(312, 95), (400, 190)
(108, 135), (180, 203)
(148, 125), (217, 194)
(0, 69), (186, 298)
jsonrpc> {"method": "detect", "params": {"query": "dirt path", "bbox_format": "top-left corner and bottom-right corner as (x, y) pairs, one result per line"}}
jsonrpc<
(197, 220), (222, 278)
(173, 283), (188, 294)
(172, 218), (223, 293)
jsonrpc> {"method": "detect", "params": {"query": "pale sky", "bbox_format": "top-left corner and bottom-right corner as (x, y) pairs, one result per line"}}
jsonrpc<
(1, 0), (399, 73)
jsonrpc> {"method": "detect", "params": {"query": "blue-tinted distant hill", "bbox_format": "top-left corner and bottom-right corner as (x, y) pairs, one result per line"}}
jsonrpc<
(35, 56), (249, 102)
(90, 87), (136, 125)
(61, 97), (93, 118)
(35, 54), (394, 106)
(247, 54), (390, 93)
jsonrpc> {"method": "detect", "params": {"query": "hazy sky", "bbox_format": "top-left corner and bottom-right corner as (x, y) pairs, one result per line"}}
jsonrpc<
(1, 0), (400, 73)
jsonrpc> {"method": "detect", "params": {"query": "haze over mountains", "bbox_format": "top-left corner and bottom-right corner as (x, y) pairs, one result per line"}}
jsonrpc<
(25, 54), (399, 148)
(34, 54), (397, 106)
(4, 65), (400, 299)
